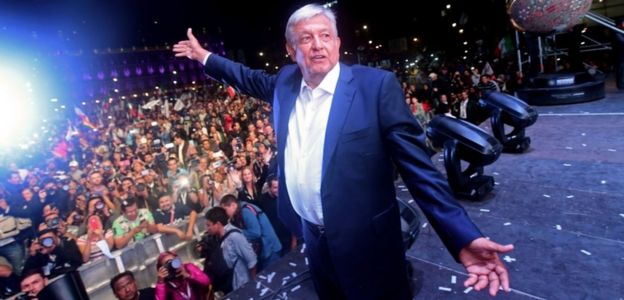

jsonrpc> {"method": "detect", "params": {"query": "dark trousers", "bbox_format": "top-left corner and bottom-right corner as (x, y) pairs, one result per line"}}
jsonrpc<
(302, 220), (346, 300)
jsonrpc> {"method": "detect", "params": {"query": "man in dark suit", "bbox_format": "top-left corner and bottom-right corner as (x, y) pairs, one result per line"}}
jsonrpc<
(174, 4), (513, 299)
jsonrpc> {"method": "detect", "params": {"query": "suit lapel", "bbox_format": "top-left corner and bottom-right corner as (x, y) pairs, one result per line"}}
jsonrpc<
(322, 64), (356, 179)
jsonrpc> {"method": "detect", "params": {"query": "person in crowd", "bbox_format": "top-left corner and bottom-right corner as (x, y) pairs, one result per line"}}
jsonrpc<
(237, 167), (262, 208)
(0, 256), (20, 298)
(203, 207), (256, 292)
(173, 131), (198, 168)
(23, 227), (82, 278)
(220, 194), (281, 270)
(112, 198), (158, 249)
(76, 214), (114, 262)
(19, 268), (47, 300)
(155, 251), (210, 300)
(110, 270), (155, 300)
(152, 193), (195, 240)
(258, 176), (297, 255)
(174, 3), (512, 299)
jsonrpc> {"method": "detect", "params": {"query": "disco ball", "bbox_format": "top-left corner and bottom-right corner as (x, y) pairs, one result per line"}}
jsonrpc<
(508, 0), (592, 33)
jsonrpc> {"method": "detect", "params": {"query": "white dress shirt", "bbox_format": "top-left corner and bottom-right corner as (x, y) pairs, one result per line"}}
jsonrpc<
(284, 63), (340, 226)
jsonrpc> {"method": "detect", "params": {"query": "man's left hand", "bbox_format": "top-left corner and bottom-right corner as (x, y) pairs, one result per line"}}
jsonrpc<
(459, 237), (514, 296)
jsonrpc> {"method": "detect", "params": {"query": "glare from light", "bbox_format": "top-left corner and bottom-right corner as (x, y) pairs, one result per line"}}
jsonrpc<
(0, 69), (39, 148)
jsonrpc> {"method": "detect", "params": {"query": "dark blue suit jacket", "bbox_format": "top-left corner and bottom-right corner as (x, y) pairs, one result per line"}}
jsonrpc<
(204, 55), (482, 299)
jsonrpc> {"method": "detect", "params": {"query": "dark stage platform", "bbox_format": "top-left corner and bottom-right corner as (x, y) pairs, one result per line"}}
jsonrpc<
(225, 78), (624, 300)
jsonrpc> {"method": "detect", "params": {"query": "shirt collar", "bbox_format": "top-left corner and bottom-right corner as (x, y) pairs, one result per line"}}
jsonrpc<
(300, 63), (341, 95)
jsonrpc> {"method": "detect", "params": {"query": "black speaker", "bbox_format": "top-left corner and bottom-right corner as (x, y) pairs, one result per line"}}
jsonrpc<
(37, 271), (89, 300)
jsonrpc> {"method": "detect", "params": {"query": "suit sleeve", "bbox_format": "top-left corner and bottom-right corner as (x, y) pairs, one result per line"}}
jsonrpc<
(204, 54), (277, 103)
(378, 72), (483, 260)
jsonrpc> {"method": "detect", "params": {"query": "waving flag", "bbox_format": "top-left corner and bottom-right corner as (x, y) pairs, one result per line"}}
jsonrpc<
(74, 107), (97, 130)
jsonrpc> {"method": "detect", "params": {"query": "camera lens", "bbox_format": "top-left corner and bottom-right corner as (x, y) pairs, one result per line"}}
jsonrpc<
(95, 202), (104, 210)
(41, 237), (54, 248)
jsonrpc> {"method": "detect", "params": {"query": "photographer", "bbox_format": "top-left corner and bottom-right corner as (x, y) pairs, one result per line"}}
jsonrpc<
(23, 227), (82, 278)
(155, 251), (210, 300)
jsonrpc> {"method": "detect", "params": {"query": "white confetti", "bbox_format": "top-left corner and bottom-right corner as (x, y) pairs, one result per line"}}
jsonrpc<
(256, 282), (261, 289)
(291, 272), (297, 278)
(438, 158), (444, 162)
(258, 275), (267, 280)
(289, 262), (297, 267)
(619, 213), (624, 219)
(480, 209), (490, 212)
(600, 180), (607, 184)
(422, 223), (428, 228)
(398, 185), (405, 188)
(581, 133), (586, 136)
(608, 149), (617, 152)
(267, 272), (276, 283)
(503, 255), (516, 263)
(565, 146), (573, 150)
(582, 143), (587, 147)
(291, 285), (301, 292)
(503, 222), (511, 226)
(305, 257), (309, 265)
(260, 288), (269, 296)
(451, 275), (457, 284)
(563, 163), (572, 167)
(566, 195), (574, 199)
(408, 199), (415, 204)
(581, 250), (592, 256)
(493, 172), (499, 175)
(464, 287), (473, 294)
(401, 188), (408, 191)
(282, 276), (291, 281)
(555, 225), (562, 230)
(543, 194), (551, 198)
(300, 244), (306, 253)
(438, 286), (452, 292)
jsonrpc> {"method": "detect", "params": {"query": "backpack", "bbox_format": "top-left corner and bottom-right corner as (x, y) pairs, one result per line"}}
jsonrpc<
(202, 228), (241, 294)
(241, 204), (264, 258)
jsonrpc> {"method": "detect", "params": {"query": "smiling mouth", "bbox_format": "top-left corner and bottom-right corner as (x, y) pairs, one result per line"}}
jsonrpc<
(311, 55), (326, 61)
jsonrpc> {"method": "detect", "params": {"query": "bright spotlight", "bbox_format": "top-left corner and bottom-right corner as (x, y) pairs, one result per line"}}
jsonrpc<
(0, 69), (39, 148)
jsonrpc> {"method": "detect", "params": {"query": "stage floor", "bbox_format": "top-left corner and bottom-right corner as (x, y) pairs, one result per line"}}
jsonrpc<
(225, 79), (624, 299)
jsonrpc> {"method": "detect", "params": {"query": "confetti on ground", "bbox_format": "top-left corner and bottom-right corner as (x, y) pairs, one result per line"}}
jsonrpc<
(608, 149), (617, 152)
(291, 272), (297, 278)
(565, 146), (573, 150)
(305, 258), (309, 265)
(566, 195), (574, 199)
(504, 222), (512, 226)
(493, 172), (499, 175)
(581, 250), (592, 256)
(260, 288), (269, 296)
(438, 286), (452, 292)
(258, 275), (267, 280)
(289, 262), (297, 267)
(464, 287), (473, 294)
(422, 223), (428, 228)
(494, 181), (500, 185)
(451, 276), (457, 284)
(563, 163), (572, 167)
(503, 255), (516, 263)
(300, 244), (306, 253)
(401, 188), (408, 191)
(408, 199), (415, 204)
(256, 282), (261, 289)
(438, 158), (444, 162)
(398, 185), (405, 188)
(555, 225), (562, 230)
(582, 143), (587, 147)
(581, 133), (586, 136)
(543, 194), (551, 198)
(479, 209), (490, 212)
(267, 272), (276, 283)
(619, 213), (624, 219)
(282, 276), (291, 281)
(291, 285), (301, 292)
(601, 180), (607, 184)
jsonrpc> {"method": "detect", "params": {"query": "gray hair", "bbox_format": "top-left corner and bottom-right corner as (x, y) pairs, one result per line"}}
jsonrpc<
(285, 4), (338, 45)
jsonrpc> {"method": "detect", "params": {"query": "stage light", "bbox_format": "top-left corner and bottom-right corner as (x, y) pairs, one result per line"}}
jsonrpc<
(426, 116), (502, 200)
(479, 92), (539, 153)
(0, 69), (40, 149)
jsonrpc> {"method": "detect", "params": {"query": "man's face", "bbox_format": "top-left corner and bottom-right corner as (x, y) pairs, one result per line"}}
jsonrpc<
(286, 14), (341, 86)
(221, 203), (237, 219)
(122, 180), (133, 192)
(113, 275), (138, 300)
(206, 220), (220, 236)
(22, 189), (33, 201)
(124, 204), (138, 221)
(21, 273), (47, 298)
(167, 160), (178, 172)
(90, 172), (103, 186)
(9, 173), (20, 184)
(269, 180), (279, 197)
(159, 196), (172, 212)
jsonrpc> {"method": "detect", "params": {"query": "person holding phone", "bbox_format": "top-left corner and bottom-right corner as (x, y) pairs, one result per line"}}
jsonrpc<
(77, 214), (114, 262)
(112, 198), (157, 249)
